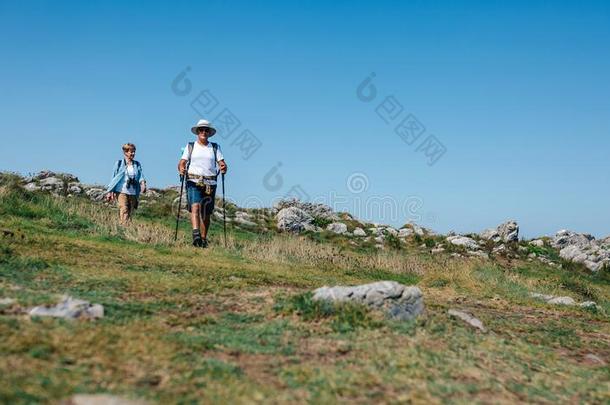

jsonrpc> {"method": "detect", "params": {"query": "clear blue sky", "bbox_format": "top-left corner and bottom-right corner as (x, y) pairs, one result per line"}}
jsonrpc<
(1, 1), (608, 238)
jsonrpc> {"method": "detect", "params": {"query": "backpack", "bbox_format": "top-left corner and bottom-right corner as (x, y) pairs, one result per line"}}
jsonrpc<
(186, 142), (219, 176)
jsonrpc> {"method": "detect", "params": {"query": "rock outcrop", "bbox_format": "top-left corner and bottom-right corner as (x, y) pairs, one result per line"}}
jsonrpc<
(275, 206), (314, 233)
(10, 171), (609, 270)
(326, 222), (348, 234)
(233, 211), (257, 227)
(480, 220), (519, 243)
(353, 227), (366, 237)
(551, 230), (610, 272)
(273, 199), (339, 221)
(446, 235), (479, 251)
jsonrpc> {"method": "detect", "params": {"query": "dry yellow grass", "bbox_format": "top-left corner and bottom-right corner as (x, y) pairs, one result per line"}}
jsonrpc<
(240, 234), (438, 276)
(61, 197), (176, 245)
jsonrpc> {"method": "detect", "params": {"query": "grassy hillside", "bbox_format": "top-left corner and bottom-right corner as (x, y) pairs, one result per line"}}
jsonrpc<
(0, 174), (609, 404)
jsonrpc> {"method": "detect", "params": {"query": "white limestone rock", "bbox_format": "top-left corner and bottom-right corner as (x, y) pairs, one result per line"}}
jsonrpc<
(313, 281), (424, 321)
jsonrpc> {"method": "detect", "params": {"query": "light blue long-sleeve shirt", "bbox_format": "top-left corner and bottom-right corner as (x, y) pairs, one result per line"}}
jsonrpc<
(105, 159), (146, 196)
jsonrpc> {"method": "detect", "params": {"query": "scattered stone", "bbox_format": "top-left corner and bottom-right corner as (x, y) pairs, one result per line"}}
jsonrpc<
(448, 309), (487, 332)
(480, 220), (519, 243)
(29, 295), (104, 319)
(383, 227), (398, 236)
(0, 298), (16, 306)
(213, 210), (232, 222)
(530, 239), (545, 247)
(537, 256), (559, 267)
(405, 223), (426, 236)
(275, 207), (313, 233)
(547, 296), (576, 305)
(530, 292), (595, 308)
(32, 170), (78, 183)
(273, 199), (339, 221)
(143, 189), (160, 198)
(233, 216), (257, 227)
(431, 247), (445, 254)
(313, 281), (424, 321)
(446, 236), (479, 250)
(368, 227), (383, 236)
(37, 177), (65, 194)
(85, 188), (107, 201)
(353, 227), (366, 237)
(303, 223), (322, 232)
(398, 228), (414, 238)
(233, 211), (257, 227)
(468, 250), (489, 259)
(235, 211), (252, 220)
(63, 394), (149, 405)
(24, 183), (40, 191)
(492, 244), (507, 254)
(68, 184), (82, 194)
(326, 222), (348, 234)
(583, 354), (606, 365)
(531, 293), (554, 301)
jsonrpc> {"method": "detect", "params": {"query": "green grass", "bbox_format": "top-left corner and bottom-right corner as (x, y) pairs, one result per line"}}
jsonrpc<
(274, 292), (381, 333)
(0, 181), (609, 404)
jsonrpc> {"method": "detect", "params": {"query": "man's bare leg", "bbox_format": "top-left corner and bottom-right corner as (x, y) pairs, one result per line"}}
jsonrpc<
(201, 213), (211, 240)
(190, 203), (201, 229)
(190, 204), (203, 246)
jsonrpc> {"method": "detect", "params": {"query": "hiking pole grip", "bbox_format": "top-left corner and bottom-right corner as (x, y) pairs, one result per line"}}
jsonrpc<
(174, 174), (185, 242)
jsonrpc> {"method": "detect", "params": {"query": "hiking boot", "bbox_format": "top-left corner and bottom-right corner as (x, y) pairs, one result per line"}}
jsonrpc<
(201, 238), (209, 248)
(192, 229), (203, 247)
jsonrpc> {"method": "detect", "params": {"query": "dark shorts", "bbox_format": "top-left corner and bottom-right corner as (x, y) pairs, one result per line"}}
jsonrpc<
(186, 182), (217, 216)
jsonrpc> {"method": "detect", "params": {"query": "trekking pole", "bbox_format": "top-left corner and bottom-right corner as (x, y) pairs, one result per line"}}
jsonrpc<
(174, 174), (185, 242)
(222, 172), (227, 248)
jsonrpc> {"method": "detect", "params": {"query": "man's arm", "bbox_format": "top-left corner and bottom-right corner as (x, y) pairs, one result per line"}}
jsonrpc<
(178, 159), (187, 175)
(218, 159), (227, 174)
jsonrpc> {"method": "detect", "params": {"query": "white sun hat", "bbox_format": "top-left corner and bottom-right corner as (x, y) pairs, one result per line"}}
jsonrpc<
(190, 119), (217, 136)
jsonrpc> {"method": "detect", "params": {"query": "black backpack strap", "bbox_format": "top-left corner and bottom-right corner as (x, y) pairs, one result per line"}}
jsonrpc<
(211, 142), (219, 176)
(186, 142), (195, 173)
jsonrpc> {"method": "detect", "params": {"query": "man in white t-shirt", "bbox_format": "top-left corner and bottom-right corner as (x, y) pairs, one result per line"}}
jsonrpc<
(178, 119), (228, 248)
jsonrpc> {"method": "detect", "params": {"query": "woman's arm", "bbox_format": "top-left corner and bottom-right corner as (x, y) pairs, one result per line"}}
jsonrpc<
(105, 160), (120, 200)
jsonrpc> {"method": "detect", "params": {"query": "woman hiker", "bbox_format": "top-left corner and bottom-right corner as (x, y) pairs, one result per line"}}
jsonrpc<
(105, 143), (147, 225)
(178, 119), (228, 248)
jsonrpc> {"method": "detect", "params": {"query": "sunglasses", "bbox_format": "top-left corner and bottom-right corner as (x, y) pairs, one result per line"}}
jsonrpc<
(124, 150), (136, 153)
(197, 127), (211, 133)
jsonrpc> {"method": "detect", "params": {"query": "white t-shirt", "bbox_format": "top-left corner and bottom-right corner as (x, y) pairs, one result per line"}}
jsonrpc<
(181, 141), (224, 184)
(117, 164), (137, 195)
